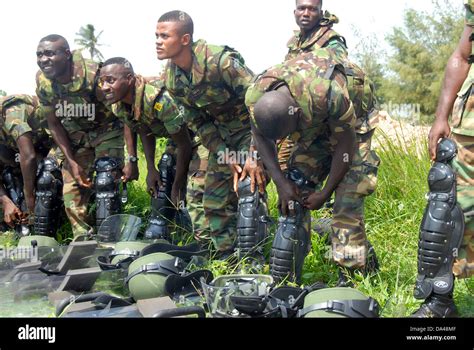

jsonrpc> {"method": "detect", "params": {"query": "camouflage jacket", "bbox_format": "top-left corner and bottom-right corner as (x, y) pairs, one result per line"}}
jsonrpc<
(451, 0), (474, 136)
(0, 95), (51, 152)
(163, 39), (254, 154)
(36, 50), (123, 146)
(111, 75), (185, 138)
(287, 13), (378, 134)
(286, 12), (348, 62)
(246, 49), (356, 151)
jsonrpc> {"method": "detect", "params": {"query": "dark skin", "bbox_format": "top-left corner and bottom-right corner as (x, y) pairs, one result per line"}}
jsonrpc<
(139, 125), (192, 206)
(429, 25), (472, 160)
(100, 63), (191, 205)
(294, 0), (323, 38)
(16, 133), (38, 213)
(252, 87), (355, 216)
(155, 21), (266, 194)
(0, 186), (25, 227)
(38, 40), (137, 187)
(100, 64), (139, 183)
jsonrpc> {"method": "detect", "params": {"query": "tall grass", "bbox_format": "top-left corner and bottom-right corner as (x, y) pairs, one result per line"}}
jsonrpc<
(1, 133), (473, 318)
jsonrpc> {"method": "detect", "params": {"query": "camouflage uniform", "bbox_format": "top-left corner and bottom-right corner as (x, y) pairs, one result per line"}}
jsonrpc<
(447, 0), (474, 278)
(0, 95), (52, 220)
(0, 95), (51, 157)
(246, 50), (364, 267)
(281, 13), (380, 269)
(109, 75), (209, 239)
(163, 39), (254, 252)
(36, 50), (124, 237)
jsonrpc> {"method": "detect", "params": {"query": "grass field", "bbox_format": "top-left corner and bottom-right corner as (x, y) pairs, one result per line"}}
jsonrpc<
(0, 134), (472, 318)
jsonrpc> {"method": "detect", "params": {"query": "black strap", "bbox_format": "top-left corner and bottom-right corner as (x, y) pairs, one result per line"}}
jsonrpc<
(297, 298), (379, 318)
(125, 258), (182, 285)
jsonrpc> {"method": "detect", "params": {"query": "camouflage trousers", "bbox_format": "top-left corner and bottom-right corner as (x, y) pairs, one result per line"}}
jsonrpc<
(199, 132), (251, 252)
(62, 130), (124, 237)
(451, 133), (474, 279)
(284, 130), (380, 269)
(186, 144), (210, 243)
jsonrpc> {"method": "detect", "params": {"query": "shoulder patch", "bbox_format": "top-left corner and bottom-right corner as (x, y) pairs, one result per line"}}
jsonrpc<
(154, 102), (163, 112)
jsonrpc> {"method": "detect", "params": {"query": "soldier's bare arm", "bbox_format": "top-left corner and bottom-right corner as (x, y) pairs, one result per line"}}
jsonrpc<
(16, 133), (37, 213)
(430, 25), (472, 160)
(252, 123), (301, 216)
(122, 124), (139, 183)
(46, 111), (92, 188)
(305, 71), (356, 210)
(138, 125), (161, 197)
(169, 127), (192, 205)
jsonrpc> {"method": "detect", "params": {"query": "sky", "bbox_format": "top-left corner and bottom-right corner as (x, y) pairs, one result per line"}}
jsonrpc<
(0, 0), (454, 94)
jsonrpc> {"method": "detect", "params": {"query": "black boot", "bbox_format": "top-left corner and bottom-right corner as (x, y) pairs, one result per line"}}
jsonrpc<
(411, 293), (458, 318)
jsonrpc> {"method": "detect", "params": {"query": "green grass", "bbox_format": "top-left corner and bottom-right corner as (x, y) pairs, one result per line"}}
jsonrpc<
(0, 134), (472, 318)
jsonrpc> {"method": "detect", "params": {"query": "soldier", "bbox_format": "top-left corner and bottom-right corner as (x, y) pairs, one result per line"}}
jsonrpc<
(155, 11), (267, 258)
(246, 50), (356, 283)
(412, 0), (474, 318)
(99, 57), (208, 241)
(35, 34), (138, 238)
(280, 0), (380, 283)
(0, 95), (51, 230)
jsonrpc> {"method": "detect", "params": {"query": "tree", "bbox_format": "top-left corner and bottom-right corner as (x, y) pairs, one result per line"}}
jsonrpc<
(383, 0), (464, 116)
(75, 24), (105, 61)
(351, 28), (388, 103)
(0, 90), (6, 97)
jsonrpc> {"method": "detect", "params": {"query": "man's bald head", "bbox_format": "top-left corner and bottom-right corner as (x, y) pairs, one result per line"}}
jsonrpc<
(253, 89), (300, 140)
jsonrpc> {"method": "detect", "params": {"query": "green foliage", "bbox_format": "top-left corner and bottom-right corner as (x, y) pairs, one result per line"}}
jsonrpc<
(0, 90), (6, 97)
(382, 0), (464, 116)
(75, 24), (105, 61)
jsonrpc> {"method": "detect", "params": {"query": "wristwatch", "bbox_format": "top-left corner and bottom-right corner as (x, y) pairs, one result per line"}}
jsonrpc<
(128, 156), (139, 163)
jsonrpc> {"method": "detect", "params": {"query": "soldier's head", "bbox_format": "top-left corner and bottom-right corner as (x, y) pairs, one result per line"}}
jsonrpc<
(252, 86), (301, 140)
(156, 10), (194, 61)
(36, 34), (72, 81)
(99, 57), (135, 105)
(294, 0), (323, 34)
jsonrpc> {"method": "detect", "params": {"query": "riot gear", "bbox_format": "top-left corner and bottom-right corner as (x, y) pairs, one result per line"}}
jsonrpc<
(144, 152), (176, 241)
(414, 139), (464, 300)
(34, 158), (63, 237)
(94, 157), (123, 242)
(236, 176), (269, 263)
(270, 169), (312, 284)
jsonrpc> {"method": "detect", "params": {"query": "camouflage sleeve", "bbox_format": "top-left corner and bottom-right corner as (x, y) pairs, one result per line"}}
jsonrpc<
(35, 72), (56, 120)
(3, 103), (33, 141)
(155, 90), (185, 135)
(327, 71), (356, 134)
(466, 0), (474, 26)
(325, 38), (349, 62)
(183, 109), (227, 155)
(220, 52), (255, 98)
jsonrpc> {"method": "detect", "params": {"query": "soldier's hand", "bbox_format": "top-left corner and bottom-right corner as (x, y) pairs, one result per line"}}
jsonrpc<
(146, 168), (162, 198)
(240, 156), (266, 194)
(3, 200), (22, 228)
(171, 183), (185, 209)
(122, 163), (139, 183)
(228, 160), (243, 194)
(70, 162), (92, 189)
(304, 191), (330, 211)
(277, 179), (302, 217)
(429, 119), (451, 161)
